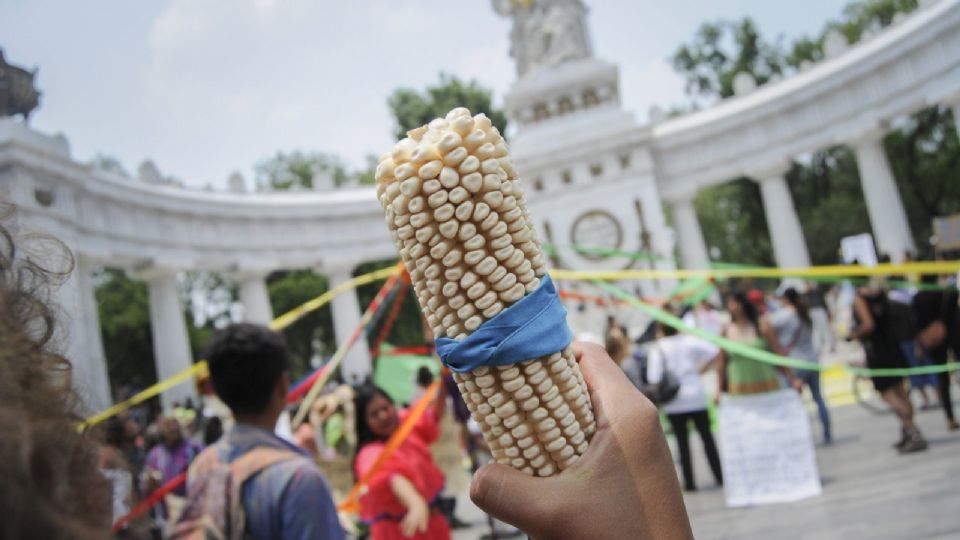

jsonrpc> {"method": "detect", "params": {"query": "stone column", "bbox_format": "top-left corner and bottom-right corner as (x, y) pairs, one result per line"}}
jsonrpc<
(670, 193), (710, 269)
(57, 257), (112, 413)
(144, 269), (197, 409)
(326, 263), (372, 385)
(952, 102), (960, 143)
(237, 271), (273, 325)
(851, 129), (916, 261)
(753, 164), (811, 268)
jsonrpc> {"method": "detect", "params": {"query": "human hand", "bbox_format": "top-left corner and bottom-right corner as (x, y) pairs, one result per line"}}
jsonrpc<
(399, 498), (429, 538)
(470, 342), (693, 540)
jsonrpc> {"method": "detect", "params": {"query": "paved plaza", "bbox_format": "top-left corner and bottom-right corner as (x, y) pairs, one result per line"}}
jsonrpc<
(454, 383), (960, 539)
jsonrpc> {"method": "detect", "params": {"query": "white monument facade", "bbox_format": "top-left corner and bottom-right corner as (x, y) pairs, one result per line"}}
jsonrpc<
(2, 0), (960, 410)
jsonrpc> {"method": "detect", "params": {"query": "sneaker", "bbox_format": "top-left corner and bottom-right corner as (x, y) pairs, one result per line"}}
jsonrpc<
(891, 430), (908, 450)
(898, 430), (928, 454)
(447, 516), (472, 530)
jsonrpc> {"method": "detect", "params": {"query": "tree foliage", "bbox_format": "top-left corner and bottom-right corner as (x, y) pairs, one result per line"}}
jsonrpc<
(388, 74), (508, 140)
(95, 268), (156, 394)
(267, 270), (335, 378)
(254, 151), (353, 190)
(673, 0), (956, 265)
(672, 18), (785, 100)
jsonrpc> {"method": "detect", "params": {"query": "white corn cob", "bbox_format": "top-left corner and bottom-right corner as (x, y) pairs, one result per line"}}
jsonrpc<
(374, 107), (595, 476)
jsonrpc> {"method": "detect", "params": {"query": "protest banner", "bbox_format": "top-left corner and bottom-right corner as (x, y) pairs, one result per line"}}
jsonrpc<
(718, 389), (822, 507)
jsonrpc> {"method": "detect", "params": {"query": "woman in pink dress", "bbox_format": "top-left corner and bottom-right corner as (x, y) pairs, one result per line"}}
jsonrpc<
(353, 384), (450, 539)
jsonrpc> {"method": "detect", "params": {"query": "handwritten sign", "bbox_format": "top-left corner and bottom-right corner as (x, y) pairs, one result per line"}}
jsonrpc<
(718, 389), (822, 507)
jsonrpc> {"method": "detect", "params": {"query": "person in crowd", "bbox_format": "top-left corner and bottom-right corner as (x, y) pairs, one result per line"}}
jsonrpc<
(850, 283), (928, 452)
(98, 417), (153, 537)
(887, 280), (939, 410)
(142, 415), (203, 500)
(605, 325), (640, 386)
(99, 418), (137, 520)
(912, 273), (960, 430)
(411, 365), (435, 405)
(353, 382), (450, 539)
(470, 342), (693, 539)
(646, 322), (723, 491)
(292, 409), (321, 459)
(191, 323), (343, 539)
(803, 283), (836, 355)
(311, 384), (357, 459)
(771, 287), (833, 444)
(0, 208), (112, 538)
(201, 415), (224, 446)
(747, 288), (769, 316)
(682, 299), (726, 337)
(718, 292), (801, 397)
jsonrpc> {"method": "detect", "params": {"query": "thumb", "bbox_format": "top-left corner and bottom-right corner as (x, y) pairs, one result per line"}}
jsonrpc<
(471, 462), (564, 536)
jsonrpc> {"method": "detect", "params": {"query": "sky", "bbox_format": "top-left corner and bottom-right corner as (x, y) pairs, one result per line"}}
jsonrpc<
(1, 0), (845, 189)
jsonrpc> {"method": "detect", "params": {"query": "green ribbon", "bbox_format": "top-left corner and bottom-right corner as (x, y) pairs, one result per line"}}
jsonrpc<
(592, 280), (960, 378)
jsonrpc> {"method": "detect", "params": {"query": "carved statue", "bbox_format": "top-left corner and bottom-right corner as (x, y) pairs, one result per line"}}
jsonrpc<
(493, 0), (593, 78)
(0, 49), (41, 121)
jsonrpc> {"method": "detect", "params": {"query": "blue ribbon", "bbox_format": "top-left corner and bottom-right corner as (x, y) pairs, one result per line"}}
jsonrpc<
(435, 275), (572, 373)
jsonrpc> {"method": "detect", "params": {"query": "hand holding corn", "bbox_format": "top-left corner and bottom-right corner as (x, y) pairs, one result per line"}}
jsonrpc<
(374, 107), (596, 476)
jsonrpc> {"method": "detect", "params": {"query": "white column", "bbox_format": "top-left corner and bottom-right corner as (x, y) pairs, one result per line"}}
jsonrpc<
(851, 129), (916, 261)
(56, 257), (112, 413)
(145, 269), (197, 409)
(952, 103), (960, 143)
(237, 272), (273, 325)
(326, 263), (372, 385)
(670, 194), (711, 269)
(753, 165), (811, 268)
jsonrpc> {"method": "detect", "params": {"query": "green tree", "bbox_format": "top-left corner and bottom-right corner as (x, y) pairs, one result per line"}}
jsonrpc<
(671, 0), (959, 264)
(884, 106), (960, 251)
(388, 74), (508, 140)
(267, 270), (335, 378)
(672, 19), (784, 100)
(254, 151), (352, 191)
(694, 179), (774, 266)
(94, 268), (156, 393)
(180, 270), (237, 359)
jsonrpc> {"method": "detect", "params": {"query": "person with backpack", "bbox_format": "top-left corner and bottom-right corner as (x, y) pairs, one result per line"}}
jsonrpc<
(173, 323), (344, 539)
(646, 322), (723, 492)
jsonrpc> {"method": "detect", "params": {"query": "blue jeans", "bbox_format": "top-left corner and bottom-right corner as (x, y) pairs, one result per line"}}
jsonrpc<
(797, 369), (832, 442)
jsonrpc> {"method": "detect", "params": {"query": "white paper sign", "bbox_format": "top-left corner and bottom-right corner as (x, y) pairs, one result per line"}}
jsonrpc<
(718, 389), (822, 507)
(840, 233), (878, 267)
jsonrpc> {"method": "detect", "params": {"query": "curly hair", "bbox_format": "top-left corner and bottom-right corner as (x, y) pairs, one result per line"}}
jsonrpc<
(0, 204), (111, 538)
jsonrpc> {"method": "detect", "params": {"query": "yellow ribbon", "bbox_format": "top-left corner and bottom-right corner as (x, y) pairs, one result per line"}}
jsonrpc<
(550, 261), (960, 281)
(81, 265), (403, 428)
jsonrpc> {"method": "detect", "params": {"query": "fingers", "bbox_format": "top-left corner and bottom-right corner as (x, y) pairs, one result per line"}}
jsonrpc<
(572, 341), (645, 422)
(471, 462), (563, 536)
(401, 519), (414, 538)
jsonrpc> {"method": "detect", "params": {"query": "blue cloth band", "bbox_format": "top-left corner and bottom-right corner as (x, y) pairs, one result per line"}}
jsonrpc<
(435, 275), (572, 373)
